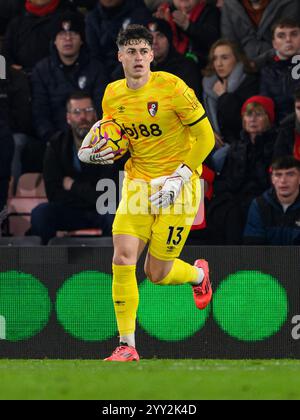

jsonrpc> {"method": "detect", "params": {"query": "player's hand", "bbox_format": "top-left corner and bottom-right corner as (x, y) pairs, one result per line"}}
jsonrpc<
(149, 164), (193, 209)
(78, 129), (114, 165)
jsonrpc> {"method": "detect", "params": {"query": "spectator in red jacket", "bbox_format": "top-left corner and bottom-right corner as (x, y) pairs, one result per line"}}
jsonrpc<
(155, 0), (220, 69)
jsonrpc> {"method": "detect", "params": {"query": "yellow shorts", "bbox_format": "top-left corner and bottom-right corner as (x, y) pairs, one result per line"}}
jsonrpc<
(113, 175), (201, 261)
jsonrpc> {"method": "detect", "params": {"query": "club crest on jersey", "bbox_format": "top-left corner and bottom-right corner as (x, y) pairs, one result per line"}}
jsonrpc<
(148, 102), (158, 117)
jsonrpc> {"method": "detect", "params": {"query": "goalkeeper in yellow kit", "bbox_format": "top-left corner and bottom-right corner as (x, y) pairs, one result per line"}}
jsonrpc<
(79, 24), (215, 361)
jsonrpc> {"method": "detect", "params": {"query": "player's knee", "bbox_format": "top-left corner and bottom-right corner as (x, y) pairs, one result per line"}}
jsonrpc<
(113, 252), (136, 266)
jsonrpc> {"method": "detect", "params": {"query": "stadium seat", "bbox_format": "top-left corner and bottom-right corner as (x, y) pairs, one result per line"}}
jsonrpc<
(48, 237), (113, 247)
(7, 197), (48, 236)
(15, 173), (46, 198)
(0, 236), (42, 246)
(56, 228), (103, 238)
(7, 173), (48, 236)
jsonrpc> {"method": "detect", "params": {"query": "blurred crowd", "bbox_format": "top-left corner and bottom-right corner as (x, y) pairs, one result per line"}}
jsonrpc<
(0, 0), (300, 245)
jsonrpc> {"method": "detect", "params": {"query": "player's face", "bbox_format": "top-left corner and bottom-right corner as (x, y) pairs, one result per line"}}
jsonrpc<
(273, 27), (300, 58)
(213, 45), (237, 80)
(118, 40), (154, 80)
(152, 32), (169, 63)
(55, 31), (83, 58)
(272, 168), (300, 200)
(67, 98), (97, 145)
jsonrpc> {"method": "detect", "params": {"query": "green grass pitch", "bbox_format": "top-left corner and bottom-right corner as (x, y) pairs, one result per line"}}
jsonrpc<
(0, 360), (300, 400)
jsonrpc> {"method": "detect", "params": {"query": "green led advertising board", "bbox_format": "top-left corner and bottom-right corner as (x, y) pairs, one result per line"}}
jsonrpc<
(0, 271), (51, 341)
(0, 269), (289, 343)
(137, 279), (210, 341)
(56, 271), (118, 341)
(213, 271), (288, 341)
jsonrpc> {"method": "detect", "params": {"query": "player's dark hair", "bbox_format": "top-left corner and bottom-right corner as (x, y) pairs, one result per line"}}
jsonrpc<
(271, 156), (300, 171)
(117, 24), (153, 48)
(271, 18), (300, 39)
(66, 91), (92, 110)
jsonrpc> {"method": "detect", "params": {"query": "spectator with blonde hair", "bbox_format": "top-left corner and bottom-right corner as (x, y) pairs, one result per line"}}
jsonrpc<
(202, 39), (259, 171)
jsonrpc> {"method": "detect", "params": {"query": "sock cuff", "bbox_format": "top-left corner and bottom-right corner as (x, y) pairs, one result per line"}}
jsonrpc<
(113, 264), (136, 275)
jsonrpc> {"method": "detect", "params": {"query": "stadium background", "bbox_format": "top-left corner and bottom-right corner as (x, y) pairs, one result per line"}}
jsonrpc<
(0, 245), (299, 359)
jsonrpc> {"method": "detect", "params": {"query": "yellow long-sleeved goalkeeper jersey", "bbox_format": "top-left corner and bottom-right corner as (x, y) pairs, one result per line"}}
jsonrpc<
(102, 71), (208, 181)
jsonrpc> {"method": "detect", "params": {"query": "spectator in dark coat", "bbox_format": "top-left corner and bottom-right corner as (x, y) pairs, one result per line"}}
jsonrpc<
(260, 18), (300, 124)
(0, 110), (14, 213)
(244, 156), (300, 245)
(111, 18), (201, 95)
(202, 39), (259, 171)
(31, 11), (107, 143)
(274, 89), (300, 161)
(86, 0), (152, 76)
(206, 95), (277, 244)
(31, 92), (123, 244)
(155, 0), (220, 69)
(0, 64), (31, 135)
(3, 0), (75, 75)
(0, 0), (24, 36)
(0, 60), (32, 187)
(221, 0), (300, 61)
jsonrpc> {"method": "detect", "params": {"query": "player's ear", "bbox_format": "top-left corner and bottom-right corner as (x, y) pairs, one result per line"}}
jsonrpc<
(118, 50), (123, 63)
(150, 49), (154, 63)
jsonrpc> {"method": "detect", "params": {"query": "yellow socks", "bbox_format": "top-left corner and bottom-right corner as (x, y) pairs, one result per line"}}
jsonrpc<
(112, 260), (201, 346)
(112, 264), (139, 340)
(156, 259), (200, 286)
